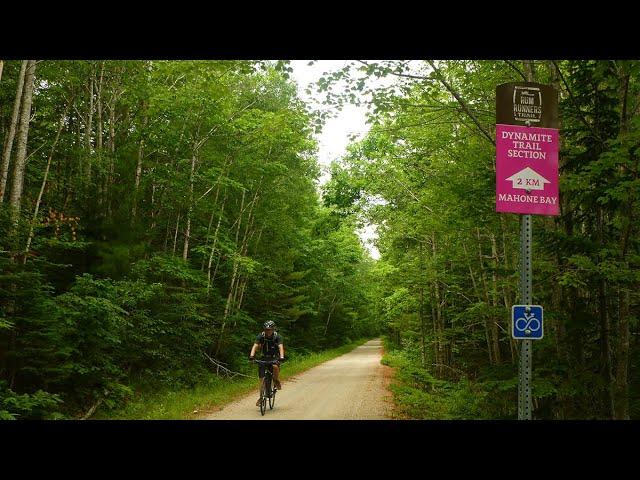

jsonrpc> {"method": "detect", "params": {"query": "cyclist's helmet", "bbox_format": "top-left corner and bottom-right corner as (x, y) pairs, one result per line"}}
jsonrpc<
(263, 321), (276, 330)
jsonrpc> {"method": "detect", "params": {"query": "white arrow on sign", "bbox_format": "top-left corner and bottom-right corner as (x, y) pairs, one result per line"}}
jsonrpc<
(506, 167), (550, 191)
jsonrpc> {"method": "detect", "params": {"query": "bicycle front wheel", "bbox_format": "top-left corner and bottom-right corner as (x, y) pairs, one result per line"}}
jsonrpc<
(269, 387), (276, 409)
(260, 381), (267, 416)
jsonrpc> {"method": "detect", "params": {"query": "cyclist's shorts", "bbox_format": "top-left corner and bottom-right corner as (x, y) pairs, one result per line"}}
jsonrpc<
(258, 358), (278, 379)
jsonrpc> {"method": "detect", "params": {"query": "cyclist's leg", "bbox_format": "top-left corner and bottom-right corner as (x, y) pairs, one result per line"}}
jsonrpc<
(272, 363), (281, 389)
(257, 379), (265, 406)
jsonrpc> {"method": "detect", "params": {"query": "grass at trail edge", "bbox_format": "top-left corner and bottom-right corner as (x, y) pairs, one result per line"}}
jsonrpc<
(92, 338), (372, 420)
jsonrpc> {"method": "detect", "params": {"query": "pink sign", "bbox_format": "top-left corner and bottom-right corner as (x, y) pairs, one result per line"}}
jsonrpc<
(496, 124), (559, 216)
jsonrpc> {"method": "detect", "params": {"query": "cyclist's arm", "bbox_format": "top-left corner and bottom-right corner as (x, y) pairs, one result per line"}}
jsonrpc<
(278, 343), (284, 359)
(250, 343), (260, 357)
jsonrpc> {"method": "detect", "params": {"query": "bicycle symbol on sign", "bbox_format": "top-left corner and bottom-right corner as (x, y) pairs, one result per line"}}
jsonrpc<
(515, 312), (541, 334)
(512, 305), (543, 339)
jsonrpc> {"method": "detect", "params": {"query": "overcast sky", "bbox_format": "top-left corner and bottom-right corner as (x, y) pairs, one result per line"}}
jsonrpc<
(289, 60), (380, 259)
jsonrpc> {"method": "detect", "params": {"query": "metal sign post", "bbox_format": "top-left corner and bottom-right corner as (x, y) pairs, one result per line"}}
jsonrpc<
(519, 214), (533, 419)
(496, 79), (558, 420)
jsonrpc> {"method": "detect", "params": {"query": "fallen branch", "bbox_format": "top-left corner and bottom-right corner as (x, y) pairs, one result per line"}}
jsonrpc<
(81, 398), (103, 420)
(494, 321), (508, 334)
(202, 352), (251, 378)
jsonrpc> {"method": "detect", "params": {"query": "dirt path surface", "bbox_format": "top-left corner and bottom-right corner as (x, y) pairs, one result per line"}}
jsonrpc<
(203, 339), (392, 420)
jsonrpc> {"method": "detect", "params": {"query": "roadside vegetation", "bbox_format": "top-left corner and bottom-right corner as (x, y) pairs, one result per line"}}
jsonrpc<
(94, 338), (369, 420)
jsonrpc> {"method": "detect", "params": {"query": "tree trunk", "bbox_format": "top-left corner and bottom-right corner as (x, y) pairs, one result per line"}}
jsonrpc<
(595, 206), (615, 418)
(108, 98), (116, 154)
(431, 235), (445, 378)
(214, 190), (246, 356)
(182, 151), (197, 261)
(215, 185), (262, 353)
(598, 275), (615, 418)
(95, 62), (104, 210)
(172, 212), (181, 255)
(489, 232), (502, 364)
(464, 240), (496, 358)
(419, 285), (426, 367)
(499, 216), (518, 363)
(614, 285), (630, 419)
(523, 60), (536, 82)
(230, 190), (259, 326)
(324, 294), (337, 335)
(84, 68), (94, 182)
(200, 158), (230, 270)
(150, 182), (157, 231)
(163, 216), (172, 252)
(207, 191), (227, 294)
(611, 62), (632, 421)
(106, 90), (117, 217)
(132, 105), (148, 220)
(24, 105), (69, 261)
(8, 60), (36, 228)
(462, 242), (480, 299)
(96, 62), (104, 151)
(0, 60), (27, 203)
(236, 276), (249, 314)
(476, 228), (497, 364)
(432, 281), (443, 378)
(419, 242), (427, 367)
(201, 210), (216, 271)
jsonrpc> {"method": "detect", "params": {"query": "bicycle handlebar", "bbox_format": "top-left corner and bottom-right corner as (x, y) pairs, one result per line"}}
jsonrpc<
(250, 358), (282, 365)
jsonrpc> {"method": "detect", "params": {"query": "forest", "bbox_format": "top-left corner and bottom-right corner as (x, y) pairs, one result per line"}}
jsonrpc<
(319, 60), (639, 419)
(0, 60), (378, 419)
(0, 59), (638, 420)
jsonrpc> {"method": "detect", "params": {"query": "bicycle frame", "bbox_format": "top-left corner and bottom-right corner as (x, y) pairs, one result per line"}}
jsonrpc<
(252, 358), (280, 415)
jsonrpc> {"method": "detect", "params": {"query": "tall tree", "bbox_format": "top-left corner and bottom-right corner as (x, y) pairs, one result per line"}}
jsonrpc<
(0, 60), (27, 203)
(8, 60), (37, 227)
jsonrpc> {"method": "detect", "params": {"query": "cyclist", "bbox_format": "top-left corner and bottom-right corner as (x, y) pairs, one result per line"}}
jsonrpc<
(249, 321), (285, 406)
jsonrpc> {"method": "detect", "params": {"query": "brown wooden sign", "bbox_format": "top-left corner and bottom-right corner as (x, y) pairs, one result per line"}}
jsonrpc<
(496, 82), (558, 129)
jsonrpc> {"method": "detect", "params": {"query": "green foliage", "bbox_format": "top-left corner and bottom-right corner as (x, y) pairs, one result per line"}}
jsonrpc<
(6, 58), (637, 420)
(322, 60), (640, 419)
(0, 381), (63, 420)
(383, 348), (492, 419)
(0, 60), (377, 419)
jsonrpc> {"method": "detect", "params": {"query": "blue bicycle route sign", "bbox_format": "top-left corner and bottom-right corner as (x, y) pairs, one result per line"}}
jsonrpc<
(512, 305), (543, 340)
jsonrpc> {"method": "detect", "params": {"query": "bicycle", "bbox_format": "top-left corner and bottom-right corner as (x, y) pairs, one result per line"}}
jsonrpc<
(515, 313), (541, 334)
(251, 358), (281, 416)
